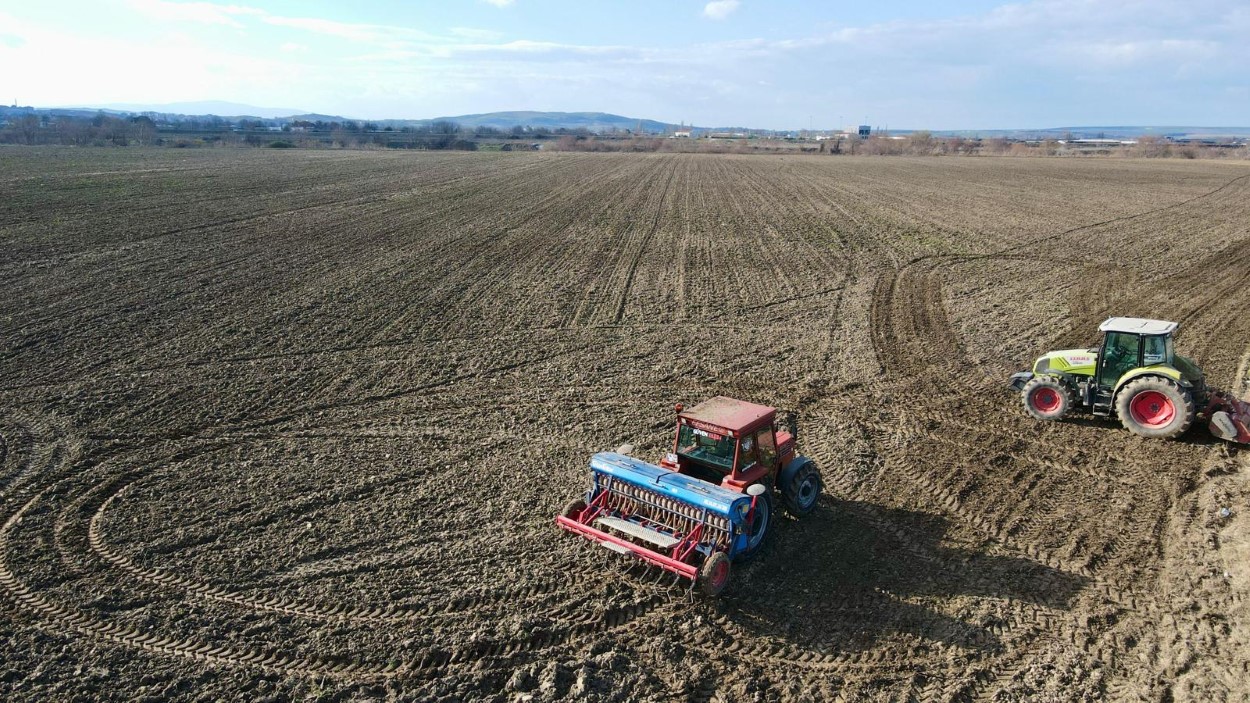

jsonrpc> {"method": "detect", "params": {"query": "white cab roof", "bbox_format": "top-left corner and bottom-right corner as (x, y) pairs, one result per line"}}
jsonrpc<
(1098, 317), (1178, 335)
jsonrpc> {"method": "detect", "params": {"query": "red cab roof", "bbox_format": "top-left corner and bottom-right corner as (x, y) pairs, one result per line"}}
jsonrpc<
(679, 396), (775, 433)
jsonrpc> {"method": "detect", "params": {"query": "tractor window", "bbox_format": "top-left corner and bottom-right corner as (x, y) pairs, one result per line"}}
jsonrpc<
(739, 435), (759, 472)
(754, 428), (777, 468)
(1099, 332), (1140, 388)
(1142, 335), (1169, 365)
(676, 424), (735, 472)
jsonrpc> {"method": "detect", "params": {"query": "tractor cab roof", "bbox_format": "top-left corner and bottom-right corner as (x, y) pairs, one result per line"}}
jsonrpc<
(679, 396), (775, 434)
(1098, 317), (1178, 336)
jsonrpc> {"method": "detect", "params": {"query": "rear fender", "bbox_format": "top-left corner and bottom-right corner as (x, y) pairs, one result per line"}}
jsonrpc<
(1009, 371), (1034, 392)
(1113, 366), (1183, 396)
(779, 455), (813, 492)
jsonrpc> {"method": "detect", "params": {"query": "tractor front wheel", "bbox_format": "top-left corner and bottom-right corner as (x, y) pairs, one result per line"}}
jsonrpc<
(1021, 375), (1076, 421)
(1116, 377), (1195, 439)
(700, 551), (731, 596)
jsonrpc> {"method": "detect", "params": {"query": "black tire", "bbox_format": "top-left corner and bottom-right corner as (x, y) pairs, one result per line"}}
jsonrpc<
(699, 551), (731, 596)
(737, 490), (771, 561)
(1021, 375), (1077, 421)
(782, 461), (822, 517)
(561, 498), (586, 520)
(1115, 376), (1195, 439)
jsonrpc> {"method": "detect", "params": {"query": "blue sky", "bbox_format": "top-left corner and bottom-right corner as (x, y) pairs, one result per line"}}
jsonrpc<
(1, 0), (1247, 129)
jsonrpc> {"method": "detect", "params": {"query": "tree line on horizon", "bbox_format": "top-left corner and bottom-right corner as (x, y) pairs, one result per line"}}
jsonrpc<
(1, 112), (1244, 159)
(0, 111), (606, 150)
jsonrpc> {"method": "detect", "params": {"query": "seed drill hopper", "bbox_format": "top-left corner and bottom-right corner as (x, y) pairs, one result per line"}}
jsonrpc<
(556, 397), (822, 596)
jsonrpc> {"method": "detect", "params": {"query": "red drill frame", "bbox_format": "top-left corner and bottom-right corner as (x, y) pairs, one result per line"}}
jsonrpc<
(555, 492), (706, 581)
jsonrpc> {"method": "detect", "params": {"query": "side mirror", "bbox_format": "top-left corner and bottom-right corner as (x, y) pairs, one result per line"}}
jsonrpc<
(746, 483), (767, 497)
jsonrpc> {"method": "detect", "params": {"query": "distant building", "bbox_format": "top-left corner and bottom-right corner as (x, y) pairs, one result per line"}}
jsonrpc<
(671, 130), (692, 138)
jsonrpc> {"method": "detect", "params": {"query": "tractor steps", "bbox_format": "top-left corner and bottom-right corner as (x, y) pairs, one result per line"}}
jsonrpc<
(594, 516), (680, 549)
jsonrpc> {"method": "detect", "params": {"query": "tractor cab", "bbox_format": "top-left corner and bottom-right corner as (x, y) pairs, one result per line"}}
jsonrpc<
(658, 396), (796, 492)
(1090, 317), (1183, 413)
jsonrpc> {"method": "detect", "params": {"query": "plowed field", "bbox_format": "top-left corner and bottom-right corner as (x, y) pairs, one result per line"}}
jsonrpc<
(2, 148), (1249, 701)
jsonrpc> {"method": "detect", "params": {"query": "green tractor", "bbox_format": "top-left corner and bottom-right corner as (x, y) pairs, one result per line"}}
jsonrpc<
(1010, 317), (1250, 443)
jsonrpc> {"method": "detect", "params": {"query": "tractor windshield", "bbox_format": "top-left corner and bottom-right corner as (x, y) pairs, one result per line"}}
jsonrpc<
(676, 423), (736, 471)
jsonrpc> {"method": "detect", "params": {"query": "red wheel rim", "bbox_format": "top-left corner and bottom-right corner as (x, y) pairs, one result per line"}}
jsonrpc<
(710, 560), (729, 588)
(1031, 387), (1061, 413)
(1129, 390), (1175, 428)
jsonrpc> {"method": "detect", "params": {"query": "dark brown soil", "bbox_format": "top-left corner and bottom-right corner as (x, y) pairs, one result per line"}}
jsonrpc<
(1, 147), (1248, 701)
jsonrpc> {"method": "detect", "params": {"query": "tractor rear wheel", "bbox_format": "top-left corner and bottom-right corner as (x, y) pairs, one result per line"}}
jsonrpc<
(700, 551), (731, 596)
(1116, 376), (1195, 439)
(561, 498), (586, 521)
(1021, 375), (1076, 421)
(782, 462), (822, 517)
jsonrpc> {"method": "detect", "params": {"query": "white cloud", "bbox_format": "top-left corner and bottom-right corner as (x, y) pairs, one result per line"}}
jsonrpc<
(703, 1), (740, 20)
(127, 2), (440, 46)
(0, 16), (305, 108)
(125, 0), (262, 28)
(450, 27), (504, 41)
(483, 0), (515, 7)
(451, 39), (634, 55)
(262, 16), (412, 43)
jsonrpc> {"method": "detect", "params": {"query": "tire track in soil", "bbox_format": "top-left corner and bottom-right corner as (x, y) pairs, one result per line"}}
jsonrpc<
(610, 158), (677, 325)
(860, 261), (1190, 695)
(87, 478), (606, 624)
(869, 263), (964, 378)
(856, 197), (1248, 699)
(0, 420), (684, 681)
(78, 340), (602, 445)
(0, 412), (78, 502)
(664, 454), (1064, 688)
(882, 437), (1171, 700)
(866, 170), (1250, 378)
(832, 461), (1064, 693)
(49, 419), (670, 668)
(860, 172), (1250, 537)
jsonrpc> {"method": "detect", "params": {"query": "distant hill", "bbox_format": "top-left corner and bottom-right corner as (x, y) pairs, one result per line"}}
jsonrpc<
(25, 105), (689, 133)
(399, 111), (681, 132)
(94, 101), (307, 119)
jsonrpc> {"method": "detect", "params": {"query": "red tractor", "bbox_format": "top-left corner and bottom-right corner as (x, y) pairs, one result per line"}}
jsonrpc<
(557, 397), (822, 595)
